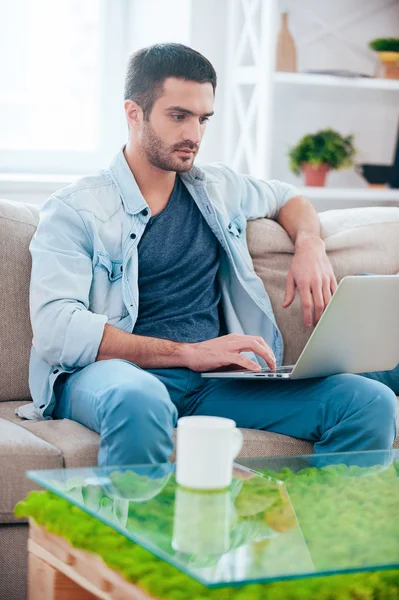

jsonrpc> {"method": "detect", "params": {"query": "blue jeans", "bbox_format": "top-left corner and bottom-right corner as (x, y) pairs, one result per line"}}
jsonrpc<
(53, 360), (399, 467)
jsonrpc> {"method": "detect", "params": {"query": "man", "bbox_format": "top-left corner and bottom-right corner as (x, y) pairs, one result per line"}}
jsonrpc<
(28, 44), (398, 466)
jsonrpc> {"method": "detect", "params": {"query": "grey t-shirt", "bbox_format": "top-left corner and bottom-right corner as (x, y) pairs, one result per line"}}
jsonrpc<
(133, 175), (222, 343)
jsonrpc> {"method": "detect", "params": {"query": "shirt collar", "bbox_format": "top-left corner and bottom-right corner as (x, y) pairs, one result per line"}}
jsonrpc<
(109, 146), (207, 215)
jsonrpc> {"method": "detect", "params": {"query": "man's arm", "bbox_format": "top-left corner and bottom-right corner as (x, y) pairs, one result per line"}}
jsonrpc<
(237, 171), (300, 221)
(236, 169), (337, 327)
(97, 325), (276, 372)
(30, 196), (107, 368)
(277, 195), (337, 327)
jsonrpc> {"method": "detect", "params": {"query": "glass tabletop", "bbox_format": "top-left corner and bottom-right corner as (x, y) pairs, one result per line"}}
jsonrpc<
(27, 449), (399, 588)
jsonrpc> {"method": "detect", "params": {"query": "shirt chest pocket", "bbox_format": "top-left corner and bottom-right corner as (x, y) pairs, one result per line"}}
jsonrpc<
(91, 253), (126, 321)
(96, 253), (123, 281)
(226, 215), (254, 271)
(227, 214), (246, 239)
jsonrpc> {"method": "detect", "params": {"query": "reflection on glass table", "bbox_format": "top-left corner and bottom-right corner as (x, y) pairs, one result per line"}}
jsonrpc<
(27, 449), (399, 588)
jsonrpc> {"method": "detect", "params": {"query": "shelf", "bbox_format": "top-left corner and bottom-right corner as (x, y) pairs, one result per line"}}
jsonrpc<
(233, 69), (399, 90)
(274, 72), (399, 91)
(298, 187), (399, 202)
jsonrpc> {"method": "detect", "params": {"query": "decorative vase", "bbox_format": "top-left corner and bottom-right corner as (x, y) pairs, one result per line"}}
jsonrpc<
(275, 12), (297, 73)
(302, 163), (329, 187)
(377, 51), (399, 79)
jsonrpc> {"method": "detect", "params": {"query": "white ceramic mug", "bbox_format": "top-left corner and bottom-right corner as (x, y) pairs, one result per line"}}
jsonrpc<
(172, 486), (232, 556)
(175, 416), (243, 490)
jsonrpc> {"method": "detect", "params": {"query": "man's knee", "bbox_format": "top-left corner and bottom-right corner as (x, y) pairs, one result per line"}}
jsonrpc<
(103, 367), (176, 422)
(93, 361), (177, 465)
(331, 374), (397, 434)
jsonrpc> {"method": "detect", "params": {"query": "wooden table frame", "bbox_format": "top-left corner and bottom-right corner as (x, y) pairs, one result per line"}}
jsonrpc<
(28, 519), (157, 599)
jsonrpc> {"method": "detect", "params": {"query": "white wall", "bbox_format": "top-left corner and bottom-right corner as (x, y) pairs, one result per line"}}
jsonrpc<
(4, 0), (398, 211)
(189, 0), (228, 165)
(271, 0), (399, 190)
(127, 0), (228, 166)
(127, 0), (192, 51)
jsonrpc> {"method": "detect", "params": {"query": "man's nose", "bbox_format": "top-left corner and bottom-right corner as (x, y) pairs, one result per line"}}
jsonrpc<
(183, 121), (201, 146)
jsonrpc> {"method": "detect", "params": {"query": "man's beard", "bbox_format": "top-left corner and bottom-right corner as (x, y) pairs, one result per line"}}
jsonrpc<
(141, 120), (198, 172)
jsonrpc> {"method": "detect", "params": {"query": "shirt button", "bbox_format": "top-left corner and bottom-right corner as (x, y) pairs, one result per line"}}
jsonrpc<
(141, 208), (149, 217)
(120, 266), (123, 272)
(53, 369), (59, 374)
(130, 233), (136, 240)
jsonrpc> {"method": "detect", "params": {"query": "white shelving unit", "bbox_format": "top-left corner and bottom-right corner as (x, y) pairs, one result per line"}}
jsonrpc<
(298, 187), (399, 203)
(224, 0), (399, 206)
(274, 72), (399, 92)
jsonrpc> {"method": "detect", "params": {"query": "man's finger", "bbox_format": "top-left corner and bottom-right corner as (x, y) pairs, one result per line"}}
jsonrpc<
(253, 340), (276, 370)
(231, 340), (276, 370)
(312, 283), (325, 325)
(330, 275), (338, 294)
(255, 336), (274, 353)
(254, 337), (277, 370)
(298, 284), (313, 327)
(322, 277), (332, 307)
(283, 271), (296, 308)
(228, 353), (261, 372)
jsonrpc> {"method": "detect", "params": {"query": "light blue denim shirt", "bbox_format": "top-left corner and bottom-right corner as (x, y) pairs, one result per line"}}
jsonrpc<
(27, 148), (299, 418)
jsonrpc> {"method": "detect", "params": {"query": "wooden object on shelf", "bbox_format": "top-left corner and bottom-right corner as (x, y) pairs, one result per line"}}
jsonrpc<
(275, 12), (297, 73)
(28, 519), (155, 600)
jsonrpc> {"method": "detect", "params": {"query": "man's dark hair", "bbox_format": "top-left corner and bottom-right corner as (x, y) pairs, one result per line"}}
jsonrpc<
(124, 43), (217, 120)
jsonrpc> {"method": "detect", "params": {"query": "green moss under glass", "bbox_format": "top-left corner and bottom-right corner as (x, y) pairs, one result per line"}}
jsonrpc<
(15, 461), (399, 600)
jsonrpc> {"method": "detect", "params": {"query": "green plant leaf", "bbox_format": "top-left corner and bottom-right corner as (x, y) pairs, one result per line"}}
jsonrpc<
(369, 38), (399, 52)
(288, 128), (357, 175)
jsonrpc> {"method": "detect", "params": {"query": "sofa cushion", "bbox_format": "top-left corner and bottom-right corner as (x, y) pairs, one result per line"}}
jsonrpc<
(20, 419), (100, 469)
(0, 402), (100, 468)
(0, 407), (313, 466)
(247, 206), (399, 365)
(0, 199), (40, 402)
(0, 400), (30, 425)
(0, 418), (62, 524)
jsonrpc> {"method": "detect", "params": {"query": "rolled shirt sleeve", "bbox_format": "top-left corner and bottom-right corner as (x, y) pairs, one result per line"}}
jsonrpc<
(239, 173), (300, 221)
(29, 195), (108, 369)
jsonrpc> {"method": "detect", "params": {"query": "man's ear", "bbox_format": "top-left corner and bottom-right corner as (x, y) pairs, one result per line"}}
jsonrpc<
(124, 99), (143, 131)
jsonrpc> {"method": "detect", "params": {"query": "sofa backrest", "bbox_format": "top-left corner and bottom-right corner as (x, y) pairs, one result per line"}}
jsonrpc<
(247, 206), (399, 364)
(0, 199), (39, 401)
(0, 198), (399, 401)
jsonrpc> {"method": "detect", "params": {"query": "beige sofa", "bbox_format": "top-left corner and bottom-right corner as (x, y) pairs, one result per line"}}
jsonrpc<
(1, 197), (399, 599)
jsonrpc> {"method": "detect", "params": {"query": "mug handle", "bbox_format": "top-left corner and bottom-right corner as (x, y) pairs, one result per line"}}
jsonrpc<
(231, 428), (243, 459)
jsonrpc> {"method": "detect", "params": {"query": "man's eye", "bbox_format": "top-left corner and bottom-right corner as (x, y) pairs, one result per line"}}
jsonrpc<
(199, 117), (209, 124)
(172, 114), (185, 121)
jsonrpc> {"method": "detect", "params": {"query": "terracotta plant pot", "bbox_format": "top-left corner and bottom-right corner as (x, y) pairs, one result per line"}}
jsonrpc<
(377, 51), (399, 80)
(301, 163), (329, 187)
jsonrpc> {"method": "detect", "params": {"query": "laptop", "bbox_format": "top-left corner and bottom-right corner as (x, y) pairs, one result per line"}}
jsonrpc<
(201, 275), (399, 380)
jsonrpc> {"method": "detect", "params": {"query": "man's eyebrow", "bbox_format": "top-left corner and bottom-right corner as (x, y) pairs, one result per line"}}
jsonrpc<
(166, 106), (214, 117)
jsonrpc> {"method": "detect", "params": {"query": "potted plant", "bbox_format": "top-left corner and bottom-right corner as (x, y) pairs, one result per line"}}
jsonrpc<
(288, 128), (356, 187)
(369, 38), (399, 80)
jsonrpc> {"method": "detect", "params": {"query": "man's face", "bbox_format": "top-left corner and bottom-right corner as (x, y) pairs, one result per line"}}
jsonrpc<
(136, 78), (214, 172)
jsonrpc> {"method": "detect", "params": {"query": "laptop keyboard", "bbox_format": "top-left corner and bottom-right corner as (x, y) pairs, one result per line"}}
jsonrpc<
(260, 366), (294, 373)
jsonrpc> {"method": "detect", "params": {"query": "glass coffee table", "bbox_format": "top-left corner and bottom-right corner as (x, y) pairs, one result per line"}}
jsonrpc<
(22, 450), (399, 597)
